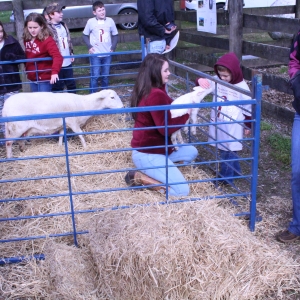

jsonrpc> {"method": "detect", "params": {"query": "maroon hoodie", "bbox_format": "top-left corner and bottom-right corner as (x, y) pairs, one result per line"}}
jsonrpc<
(214, 52), (243, 84)
(196, 52), (251, 127)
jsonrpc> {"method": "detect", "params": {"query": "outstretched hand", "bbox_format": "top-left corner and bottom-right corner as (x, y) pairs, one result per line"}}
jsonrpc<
(197, 78), (210, 89)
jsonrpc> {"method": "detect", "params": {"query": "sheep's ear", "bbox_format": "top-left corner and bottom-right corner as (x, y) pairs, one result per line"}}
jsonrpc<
(98, 89), (110, 100)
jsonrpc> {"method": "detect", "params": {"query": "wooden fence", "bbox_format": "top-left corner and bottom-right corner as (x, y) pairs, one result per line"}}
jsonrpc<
(1, 0), (299, 95)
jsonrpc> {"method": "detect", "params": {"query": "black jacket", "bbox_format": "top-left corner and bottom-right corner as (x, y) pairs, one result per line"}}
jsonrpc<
(137, 0), (175, 42)
(0, 35), (26, 94)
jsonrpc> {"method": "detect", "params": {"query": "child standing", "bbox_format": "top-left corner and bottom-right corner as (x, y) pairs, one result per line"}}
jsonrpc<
(82, 1), (118, 93)
(46, 3), (77, 93)
(23, 12), (63, 92)
(196, 52), (252, 185)
(0, 21), (26, 144)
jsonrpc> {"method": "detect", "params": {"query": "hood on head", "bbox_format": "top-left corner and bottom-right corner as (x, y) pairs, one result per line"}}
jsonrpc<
(214, 52), (243, 84)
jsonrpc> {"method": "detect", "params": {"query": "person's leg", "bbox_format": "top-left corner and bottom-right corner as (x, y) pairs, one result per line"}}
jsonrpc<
(51, 68), (65, 92)
(288, 113), (300, 236)
(148, 40), (166, 54)
(219, 150), (235, 184)
(168, 145), (198, 163)
(232, 151), (242, 177)
(131, 150), (190, 196)
(100, 55), (112, 89)
(63, 65), (77, 93)
(89, 56), (101, 94)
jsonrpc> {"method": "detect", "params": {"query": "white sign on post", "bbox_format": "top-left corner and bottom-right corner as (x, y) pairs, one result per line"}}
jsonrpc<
(196, 0), (217, 34)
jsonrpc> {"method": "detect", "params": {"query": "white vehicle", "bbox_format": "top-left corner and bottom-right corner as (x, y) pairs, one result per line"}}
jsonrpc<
(185, 0), (226, 10)
(185, 0), (294, 10)
(10, 3), (138, 30)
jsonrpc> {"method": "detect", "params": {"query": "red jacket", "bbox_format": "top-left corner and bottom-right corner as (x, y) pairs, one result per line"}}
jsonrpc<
(24, 36), (63, 82)
(131, 86), (189, 155)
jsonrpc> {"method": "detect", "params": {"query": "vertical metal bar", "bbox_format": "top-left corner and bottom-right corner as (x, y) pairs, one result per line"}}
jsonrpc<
(62, 118), (78, 246)
(249, 74), (262, 231)
(165, 109), (169, 200)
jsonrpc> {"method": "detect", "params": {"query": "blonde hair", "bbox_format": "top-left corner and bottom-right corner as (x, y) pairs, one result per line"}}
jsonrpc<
(23, 13), (53, 41)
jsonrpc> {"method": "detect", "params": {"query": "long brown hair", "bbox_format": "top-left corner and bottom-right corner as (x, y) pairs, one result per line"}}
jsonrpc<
(23, 13), (53, 41)
(130, 53), (169, 119)
(0, 21), (8, 40)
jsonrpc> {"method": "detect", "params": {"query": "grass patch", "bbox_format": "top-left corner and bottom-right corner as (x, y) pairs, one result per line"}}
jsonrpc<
(261, 121), (272, 131)
(267, 133), (291, 166)
(0, 11), (11, 23)
(279, 66), (288, 74)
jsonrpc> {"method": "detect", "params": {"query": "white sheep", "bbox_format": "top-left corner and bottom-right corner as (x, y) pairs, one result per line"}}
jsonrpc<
(3, 89), (123, 158)
(170, 85), (213, 149)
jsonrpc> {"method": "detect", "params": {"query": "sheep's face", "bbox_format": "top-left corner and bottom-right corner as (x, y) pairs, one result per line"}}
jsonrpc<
(97, 90), (124, 109)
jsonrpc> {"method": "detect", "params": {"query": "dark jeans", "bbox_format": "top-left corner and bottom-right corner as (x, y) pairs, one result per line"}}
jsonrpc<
(52, 64), (76, 93)
(219, 149), (241, 184)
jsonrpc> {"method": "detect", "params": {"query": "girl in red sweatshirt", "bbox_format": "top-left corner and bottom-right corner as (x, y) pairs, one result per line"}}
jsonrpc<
(23, 13), (63, 92)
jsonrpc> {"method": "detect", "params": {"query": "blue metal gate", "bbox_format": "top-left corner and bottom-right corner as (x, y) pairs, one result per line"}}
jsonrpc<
(0, 50), (262, 264)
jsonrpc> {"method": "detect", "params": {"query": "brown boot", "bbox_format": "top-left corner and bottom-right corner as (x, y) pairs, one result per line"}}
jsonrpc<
(125, 171), (167, 193)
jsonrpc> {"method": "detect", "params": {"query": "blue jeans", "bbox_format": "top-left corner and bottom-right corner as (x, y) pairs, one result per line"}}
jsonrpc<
(219, 149), (241, 184)
(30, 81), (52, 92)
(147, 39), (166, 54)
(89, 55), (111, 93)
(288, 113), (300, 235)
(52, 64), (76, 93)
(132, 145), (198, 196)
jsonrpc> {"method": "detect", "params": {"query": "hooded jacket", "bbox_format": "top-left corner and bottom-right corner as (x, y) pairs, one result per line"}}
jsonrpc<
(137, 0), (175, 42)
(0, 35), (26, 94)
(214, 52), (244, 84)
(24, 36), (63, 82)
(197, 52), (252, 127)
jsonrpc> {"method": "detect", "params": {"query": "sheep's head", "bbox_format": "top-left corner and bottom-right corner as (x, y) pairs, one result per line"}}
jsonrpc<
(97, 89), (124, 109)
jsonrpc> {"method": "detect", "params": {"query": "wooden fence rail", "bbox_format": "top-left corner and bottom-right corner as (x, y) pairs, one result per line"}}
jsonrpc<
(1, 0), (298, 97)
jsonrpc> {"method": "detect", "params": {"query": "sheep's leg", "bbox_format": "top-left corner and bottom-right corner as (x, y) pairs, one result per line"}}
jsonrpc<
(171, 131), (179, 151)
(18, 140), (25, 152)
(68, 125), (87, 148)
(176, 130), (184, 144)
(58, 129), (64, 146)
(183, 119), (190, 134)
(190, 108), (199, 135)
(6, 140), (13, 158)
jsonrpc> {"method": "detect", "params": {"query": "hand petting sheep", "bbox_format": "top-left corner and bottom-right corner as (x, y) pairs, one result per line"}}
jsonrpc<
(3, 89), (123, 158)
(170, 85), (213, 150)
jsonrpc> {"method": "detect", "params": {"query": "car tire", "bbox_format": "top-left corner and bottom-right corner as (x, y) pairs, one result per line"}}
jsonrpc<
(118, 8), (138, 30)
(216, 3), (225, 10)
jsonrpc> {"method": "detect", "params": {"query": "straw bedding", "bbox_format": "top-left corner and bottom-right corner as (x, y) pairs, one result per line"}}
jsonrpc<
(0, 112), (299, 298)
(88, 201), (300, 300)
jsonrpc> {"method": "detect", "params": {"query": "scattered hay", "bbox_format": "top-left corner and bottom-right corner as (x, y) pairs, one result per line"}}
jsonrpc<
(88, 201), (300, 300)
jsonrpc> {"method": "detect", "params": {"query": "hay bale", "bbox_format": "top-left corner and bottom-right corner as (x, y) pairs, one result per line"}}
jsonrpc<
(0, 258), (50, 298)
(88, 201), (300, 300)
(43, 241), (101, 300)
